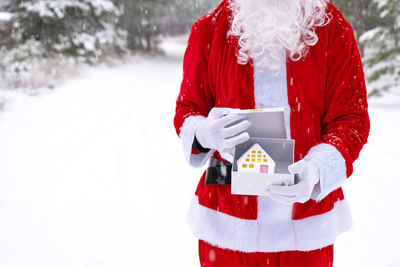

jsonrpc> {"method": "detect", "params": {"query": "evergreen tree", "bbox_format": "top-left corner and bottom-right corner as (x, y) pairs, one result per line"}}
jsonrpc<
(0, 0), (11, 9)
(360, 0), (399, 97)
(166, 0), (217, 35)
(114, 0), (216, 52)
(115, 0), (166, 52)
(331, 0), (380, 56)
(0, 0), (127, 73)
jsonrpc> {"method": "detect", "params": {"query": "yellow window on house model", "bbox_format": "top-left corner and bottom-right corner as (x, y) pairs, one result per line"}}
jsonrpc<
(249, 164), (254, 168)
(252, 151), (256, 153)
(257, 159), (261, 162)
(242, 164), (247, 168)
(263, 159), (267, 162)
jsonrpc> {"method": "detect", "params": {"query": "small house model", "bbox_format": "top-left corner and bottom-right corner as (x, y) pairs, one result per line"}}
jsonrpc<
(237, 143), (276, 174)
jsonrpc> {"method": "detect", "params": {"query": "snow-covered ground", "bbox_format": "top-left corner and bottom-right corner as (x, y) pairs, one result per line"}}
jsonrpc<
(0, 41), (399, 267)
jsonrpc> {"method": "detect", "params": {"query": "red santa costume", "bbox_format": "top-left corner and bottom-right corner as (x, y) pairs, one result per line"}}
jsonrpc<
(174, 0), (370, 265)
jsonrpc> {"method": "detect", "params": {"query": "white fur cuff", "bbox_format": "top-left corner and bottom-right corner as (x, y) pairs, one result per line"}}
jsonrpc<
(305, 143), (347, 201)
(180, 115), (215, 168)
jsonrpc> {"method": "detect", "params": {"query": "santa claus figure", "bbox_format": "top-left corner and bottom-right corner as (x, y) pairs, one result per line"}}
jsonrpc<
(174, 0), (370, 266)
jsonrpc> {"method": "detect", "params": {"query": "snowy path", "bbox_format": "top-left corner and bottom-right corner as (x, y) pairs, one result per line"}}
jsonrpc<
(0, 44), (399, 267)
(0, 50), (201, 267)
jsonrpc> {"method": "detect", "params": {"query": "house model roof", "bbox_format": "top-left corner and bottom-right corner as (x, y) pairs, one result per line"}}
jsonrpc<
(237, 143), (276, 174)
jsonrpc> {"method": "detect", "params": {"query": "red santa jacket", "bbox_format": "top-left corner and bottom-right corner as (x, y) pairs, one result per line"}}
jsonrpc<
(174, 0), (370, 222)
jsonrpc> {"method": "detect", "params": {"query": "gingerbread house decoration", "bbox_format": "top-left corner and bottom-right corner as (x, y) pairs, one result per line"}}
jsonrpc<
(237, 143), (276, 174)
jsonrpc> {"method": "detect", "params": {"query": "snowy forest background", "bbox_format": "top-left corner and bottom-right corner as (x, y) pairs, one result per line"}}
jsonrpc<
(0, 0), (217, 89)
(0, 1), (399, 267)
(0, 0), (398, 96)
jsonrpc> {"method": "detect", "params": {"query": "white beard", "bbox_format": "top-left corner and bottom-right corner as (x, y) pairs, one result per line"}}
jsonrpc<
(228, 0), (330, 72)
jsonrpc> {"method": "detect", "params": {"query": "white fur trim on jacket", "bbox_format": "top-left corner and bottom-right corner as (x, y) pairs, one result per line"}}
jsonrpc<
(187, 195), (353, 252)
(180, 115), (215, 168)
(305, 143), (347, 202)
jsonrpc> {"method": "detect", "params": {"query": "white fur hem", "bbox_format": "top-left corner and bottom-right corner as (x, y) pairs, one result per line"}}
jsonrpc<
(180, 115), (215, 168)
(186, 195), (352, 252)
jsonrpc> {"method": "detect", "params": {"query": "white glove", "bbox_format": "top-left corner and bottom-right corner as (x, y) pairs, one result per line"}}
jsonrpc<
(267, 159), (320, 205)
(195, 107), (251, 153)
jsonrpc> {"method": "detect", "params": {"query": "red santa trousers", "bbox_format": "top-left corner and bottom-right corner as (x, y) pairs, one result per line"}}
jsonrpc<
(199, 240), (334, 267)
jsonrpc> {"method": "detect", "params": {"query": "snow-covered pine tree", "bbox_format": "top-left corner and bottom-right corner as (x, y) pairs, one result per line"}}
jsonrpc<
(0, 1), (10, 9)
(115, 0), (172, 52)
(331, 0), (380, 56)
(165, 0), (217, 35)
(360, 0), (399, 97)
(0, 0), (127, 74)
(114, 0), (217, 52)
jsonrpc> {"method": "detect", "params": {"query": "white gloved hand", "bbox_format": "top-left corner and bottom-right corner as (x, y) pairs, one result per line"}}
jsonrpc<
(267, 160), (320, 205)
(195, 107), (251, 153)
